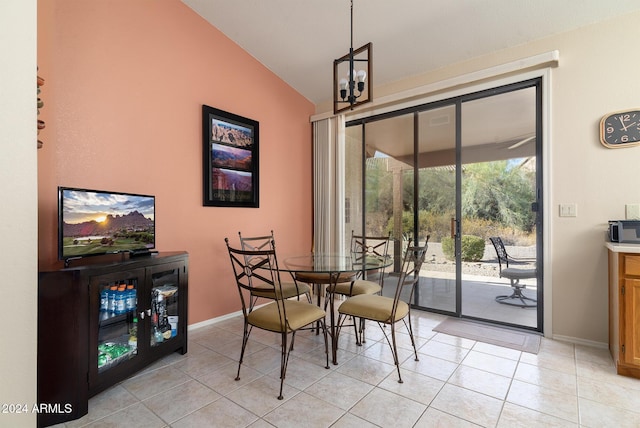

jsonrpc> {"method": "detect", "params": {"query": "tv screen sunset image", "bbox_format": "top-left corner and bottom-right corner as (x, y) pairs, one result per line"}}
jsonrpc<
(61, 189), (155, 257)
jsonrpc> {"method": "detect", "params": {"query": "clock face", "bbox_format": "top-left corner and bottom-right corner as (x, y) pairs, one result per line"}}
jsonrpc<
(600, 110), (640, 148)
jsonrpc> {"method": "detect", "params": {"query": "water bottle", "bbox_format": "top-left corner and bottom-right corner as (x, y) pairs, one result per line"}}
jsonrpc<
(100, 287), (109, 312)
(153, 326), (164, 344)
(108, 285), (118, 313)
(115, 285), (127, 314)
(126, 285), (136, 312)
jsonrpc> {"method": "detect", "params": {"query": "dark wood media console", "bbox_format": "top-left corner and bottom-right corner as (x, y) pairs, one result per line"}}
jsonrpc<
(37, 252), (188, 427)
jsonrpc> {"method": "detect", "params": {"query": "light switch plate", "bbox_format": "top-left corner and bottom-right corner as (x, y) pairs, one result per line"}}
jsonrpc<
(559, 203), (577, 217)
(626, 204), (640, 220)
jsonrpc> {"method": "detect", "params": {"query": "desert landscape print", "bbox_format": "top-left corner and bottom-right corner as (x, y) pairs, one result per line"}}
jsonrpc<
(211, 168), (253, 202)
(210, 118), (253, 148)
(211, 143), (252, 171)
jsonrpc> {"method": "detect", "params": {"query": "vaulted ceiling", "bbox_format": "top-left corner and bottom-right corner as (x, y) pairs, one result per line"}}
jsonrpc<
(183, 0), (640, 106)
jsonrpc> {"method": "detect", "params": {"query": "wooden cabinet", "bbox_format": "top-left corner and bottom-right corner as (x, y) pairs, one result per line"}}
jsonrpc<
(608, 250), (640, 378)
(38, 252), (188, 427)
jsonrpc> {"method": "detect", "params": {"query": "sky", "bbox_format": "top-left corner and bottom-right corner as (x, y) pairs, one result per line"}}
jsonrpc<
(62, 189), (155, 224)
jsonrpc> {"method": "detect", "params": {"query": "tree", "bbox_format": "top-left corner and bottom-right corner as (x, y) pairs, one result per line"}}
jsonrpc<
(418, 168), (456, 214)
(461, 160), (536, 232)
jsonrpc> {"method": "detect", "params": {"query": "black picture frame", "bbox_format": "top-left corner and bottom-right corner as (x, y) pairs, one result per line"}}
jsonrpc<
(202, 105), (259, 207)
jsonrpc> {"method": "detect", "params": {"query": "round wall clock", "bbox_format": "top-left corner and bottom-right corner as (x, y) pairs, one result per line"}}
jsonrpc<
(600, 109), (640, 148)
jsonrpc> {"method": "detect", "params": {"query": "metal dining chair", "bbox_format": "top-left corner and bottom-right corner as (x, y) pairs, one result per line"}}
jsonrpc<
(330, 231), (392, 297)
(225, 237), (329, 400)
(335, 239), (427, 383)
(327, 231), (392, 344)
(238, 231), (312, 307)
(294, 231), (392, 341)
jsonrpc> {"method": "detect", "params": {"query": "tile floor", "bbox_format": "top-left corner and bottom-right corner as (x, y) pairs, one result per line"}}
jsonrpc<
(58, 308), (640, 428)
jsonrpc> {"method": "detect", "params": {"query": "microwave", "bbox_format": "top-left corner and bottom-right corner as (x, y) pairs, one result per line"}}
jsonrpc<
(609, 220), (640, 243)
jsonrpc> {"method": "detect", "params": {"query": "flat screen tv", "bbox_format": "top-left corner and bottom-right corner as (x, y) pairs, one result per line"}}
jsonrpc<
(58, 187), (155, 262)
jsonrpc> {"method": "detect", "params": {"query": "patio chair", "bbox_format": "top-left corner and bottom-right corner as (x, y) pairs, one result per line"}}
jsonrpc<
(225, 237), (329, 400)
(238, 231), (312, 308)
(335, 239), (428, 383)
(489, 237), (537, 308)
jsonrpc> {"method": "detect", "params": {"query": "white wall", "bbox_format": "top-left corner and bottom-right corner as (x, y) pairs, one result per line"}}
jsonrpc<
(0, 1), (38, 427)
(544, 13), (640, 344)
(319, 11), (640, 345)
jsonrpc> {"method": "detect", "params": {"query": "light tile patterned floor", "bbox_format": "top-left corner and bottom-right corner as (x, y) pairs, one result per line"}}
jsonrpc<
(58, 308), (640, 428)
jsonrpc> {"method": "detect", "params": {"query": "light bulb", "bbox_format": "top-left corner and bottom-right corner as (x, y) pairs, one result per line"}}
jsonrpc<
(339, 78), (348, 90)
(356, 70), (367, 83)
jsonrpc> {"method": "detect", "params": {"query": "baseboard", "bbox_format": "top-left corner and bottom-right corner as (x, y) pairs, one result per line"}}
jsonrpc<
(552, 334), (608, 350)
(188, 309), (243, 331)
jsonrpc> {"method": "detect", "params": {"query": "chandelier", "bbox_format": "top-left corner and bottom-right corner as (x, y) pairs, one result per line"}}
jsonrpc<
(333, 0), (372, 114)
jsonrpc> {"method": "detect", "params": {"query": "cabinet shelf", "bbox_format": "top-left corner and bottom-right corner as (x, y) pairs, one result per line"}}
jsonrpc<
(98, 311), (131, 327)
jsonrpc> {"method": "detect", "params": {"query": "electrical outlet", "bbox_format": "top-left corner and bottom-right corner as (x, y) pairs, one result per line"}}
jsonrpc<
(626, 204), (640, 220)
(559, 203), (577, 217)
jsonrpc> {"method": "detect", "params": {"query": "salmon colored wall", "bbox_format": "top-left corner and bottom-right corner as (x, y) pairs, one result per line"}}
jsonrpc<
(37, 0), (314, 324)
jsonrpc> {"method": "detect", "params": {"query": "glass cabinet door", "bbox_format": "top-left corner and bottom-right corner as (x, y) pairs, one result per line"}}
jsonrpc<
(93, 268), (144, 375)
(148, 263), (182, 348)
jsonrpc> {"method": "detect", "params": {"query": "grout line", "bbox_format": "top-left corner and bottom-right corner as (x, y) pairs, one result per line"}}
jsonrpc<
(80, 312), (637, 428)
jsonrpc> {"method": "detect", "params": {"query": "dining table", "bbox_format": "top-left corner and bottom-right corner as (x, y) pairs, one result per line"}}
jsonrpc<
(279, 252), (392, 365)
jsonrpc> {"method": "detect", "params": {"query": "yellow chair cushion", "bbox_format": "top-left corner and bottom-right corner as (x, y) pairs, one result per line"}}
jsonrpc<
(247, 300), (326, 332)
(295, 272), (357, 284)
(251, 281), (311, 300)
(338, 294), (409, 323)
(329, 279), (381, 296)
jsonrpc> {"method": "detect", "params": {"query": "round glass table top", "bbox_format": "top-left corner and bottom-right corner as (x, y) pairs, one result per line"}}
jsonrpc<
(280, 253), (391, 274)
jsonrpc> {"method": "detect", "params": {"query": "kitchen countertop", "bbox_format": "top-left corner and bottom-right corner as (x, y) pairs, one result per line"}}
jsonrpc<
(606, 242), (640, 253)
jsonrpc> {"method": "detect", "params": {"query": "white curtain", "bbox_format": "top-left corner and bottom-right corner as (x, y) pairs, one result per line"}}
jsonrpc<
(312, 115), (346, 255)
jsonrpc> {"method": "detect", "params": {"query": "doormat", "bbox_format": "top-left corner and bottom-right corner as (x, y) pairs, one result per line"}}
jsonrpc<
(433, 318), (541, 354)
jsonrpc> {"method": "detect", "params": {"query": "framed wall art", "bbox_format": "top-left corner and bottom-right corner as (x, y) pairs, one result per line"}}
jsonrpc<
(202, 105), (259, 207)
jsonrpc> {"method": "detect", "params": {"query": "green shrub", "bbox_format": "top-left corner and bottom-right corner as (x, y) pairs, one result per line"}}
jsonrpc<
(441, 235), (485, 261)
(442, 236), (454, 259)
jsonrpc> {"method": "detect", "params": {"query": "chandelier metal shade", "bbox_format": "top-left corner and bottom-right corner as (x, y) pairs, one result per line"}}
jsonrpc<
(333, 0), (372, 115)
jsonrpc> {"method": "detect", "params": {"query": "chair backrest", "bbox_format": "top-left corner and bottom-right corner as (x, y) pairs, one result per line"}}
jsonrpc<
(351, 231), (392, 283)
(351, 231), (391, 258)
(239, 230), (275, 251)
(489, 236), (509, 271)
(225, 237), (287, 322)
(390, 239), (428, 318)
(238, 231), (276, 269)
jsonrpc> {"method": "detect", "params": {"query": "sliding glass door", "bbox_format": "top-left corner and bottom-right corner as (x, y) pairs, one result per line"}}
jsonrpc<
(413, 104), (458, 313)
(344, 79), (542, 332)
(459, 85), (540, 329)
